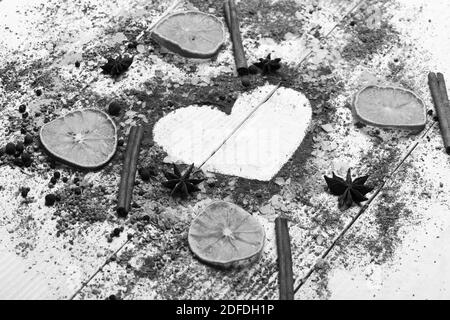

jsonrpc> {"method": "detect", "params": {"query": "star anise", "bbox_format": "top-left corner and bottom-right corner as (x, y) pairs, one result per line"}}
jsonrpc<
(252, 54), (282, 75)
(324, 168), (374, 211)
(101, 55), (133, 77)
(162, 163), (205, 198)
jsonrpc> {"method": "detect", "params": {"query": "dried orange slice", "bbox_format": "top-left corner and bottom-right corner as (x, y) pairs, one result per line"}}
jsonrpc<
(152, 10), (225, 59)
(353, 85), (426, 131)
(40, 109), (117, 169)
(188, 201), (265, 268)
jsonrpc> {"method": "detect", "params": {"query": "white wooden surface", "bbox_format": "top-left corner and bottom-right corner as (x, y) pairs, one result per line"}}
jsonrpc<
(1, 0), (450, 300)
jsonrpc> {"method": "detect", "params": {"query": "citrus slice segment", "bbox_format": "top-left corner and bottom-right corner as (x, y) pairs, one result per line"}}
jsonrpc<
(353, 85), (426, 131)
(40, 109), (117, 169)
(152, 10), (225, 59)
(188, 201), (265, 268)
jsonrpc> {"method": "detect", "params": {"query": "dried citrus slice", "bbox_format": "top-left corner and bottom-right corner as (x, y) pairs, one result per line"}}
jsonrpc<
(353, 85), (426, 131)
(188, 201), (265, 268)
(40, 109), (117, 169)
(152, 10), (225, 59)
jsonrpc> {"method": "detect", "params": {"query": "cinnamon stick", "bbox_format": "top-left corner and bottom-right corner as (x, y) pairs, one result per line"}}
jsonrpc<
(117, 126), (144, 217)
(224, 0), (250, 87)
(428, 72), (450, 154)
(275, 216), (294, 300)
(223, 0), (231, 27)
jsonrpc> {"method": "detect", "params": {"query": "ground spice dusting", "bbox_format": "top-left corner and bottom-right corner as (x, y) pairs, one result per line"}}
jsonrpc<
(342, 19), (399, 62)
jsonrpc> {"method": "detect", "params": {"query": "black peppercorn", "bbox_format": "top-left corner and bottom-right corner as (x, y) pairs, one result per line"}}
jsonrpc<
(45, 194), (57, 206)
(108, 101), (121, 116)
(138, 167), (151, 181)
(15, 142), (24, 154)
(5, 142), (16, 155)
(21, 152), (32, 166)
(24, 134), (33, 145)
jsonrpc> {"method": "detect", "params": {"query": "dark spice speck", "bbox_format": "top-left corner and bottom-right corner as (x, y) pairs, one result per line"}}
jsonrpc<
(20, 187), (30, 198)
(108, 101), (121, 116)
(15, 142), (24, 154)
(21, 152), (32, 166)
(24, 134), (33, 145)
(45, 194), (57, 206)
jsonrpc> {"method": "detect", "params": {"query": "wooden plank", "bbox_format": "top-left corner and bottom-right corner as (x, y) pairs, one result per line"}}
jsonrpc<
(296, 0), (450, 299)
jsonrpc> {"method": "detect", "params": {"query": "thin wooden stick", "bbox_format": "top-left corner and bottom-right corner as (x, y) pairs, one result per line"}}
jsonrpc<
(275, 216), (294, 300)
(224, 0), (250, 87)
(117, 126), (144, 217)
(428, 72), (450, 154)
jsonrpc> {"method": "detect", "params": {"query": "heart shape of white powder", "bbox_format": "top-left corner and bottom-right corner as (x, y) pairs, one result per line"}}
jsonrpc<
(153, 85), (312, 181)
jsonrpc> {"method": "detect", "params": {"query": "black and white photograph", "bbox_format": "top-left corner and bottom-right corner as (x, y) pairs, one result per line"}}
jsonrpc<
(0, 0), (449, 304)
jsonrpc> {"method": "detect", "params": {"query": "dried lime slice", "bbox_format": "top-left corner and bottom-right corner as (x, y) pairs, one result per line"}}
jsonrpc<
(188, 201), (265, 268)
(353, 85), (426, 131)
(152, 10), (225, 59)
(40, 109), (117, 169)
